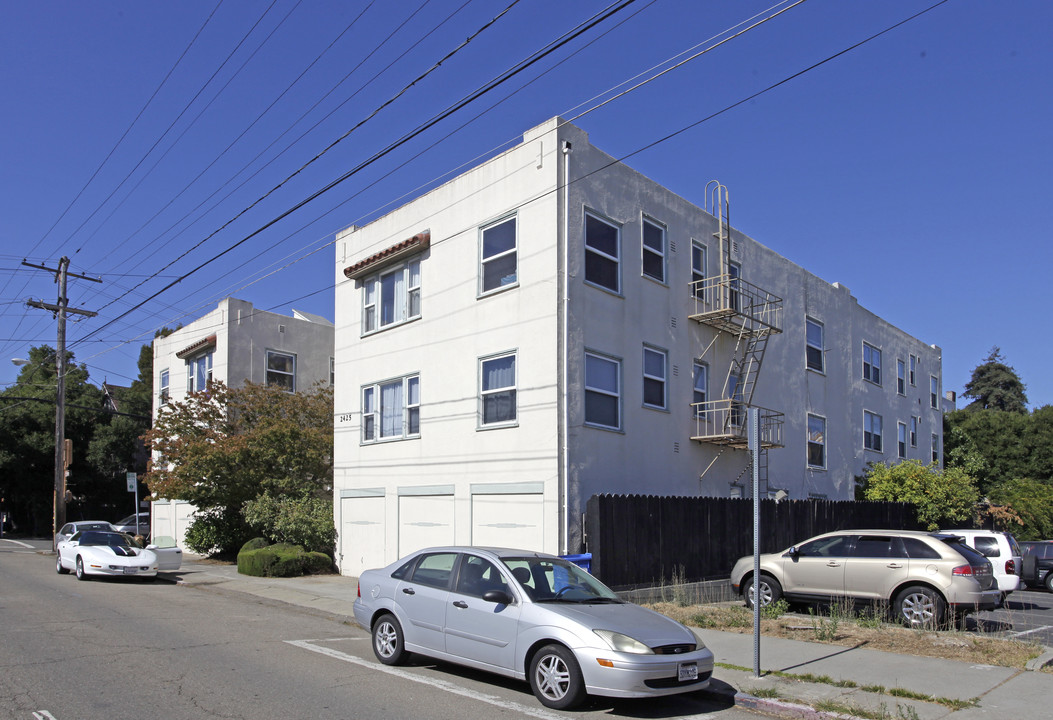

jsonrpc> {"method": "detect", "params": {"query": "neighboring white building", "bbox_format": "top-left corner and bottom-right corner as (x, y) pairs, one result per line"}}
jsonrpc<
(332, 118), (944, 576)
(150, 297), (334, 550)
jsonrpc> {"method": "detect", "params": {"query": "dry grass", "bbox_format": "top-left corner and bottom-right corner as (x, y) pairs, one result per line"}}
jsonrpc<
(648, 601), (1044, 669)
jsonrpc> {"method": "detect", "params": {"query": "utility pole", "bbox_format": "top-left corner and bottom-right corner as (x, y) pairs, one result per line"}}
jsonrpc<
(24, 257), (101, 550)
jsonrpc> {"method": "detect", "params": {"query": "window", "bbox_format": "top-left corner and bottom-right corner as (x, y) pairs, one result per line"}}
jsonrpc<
(362, 374), (420, 443)
(930, 376), (939, 409)
(480, 216), (517, 294)
(863, 343), (882, 385)
(806, 318), (824, 372)
(187, 352), (212, 393)
(932, 433), (940, 463)
(898, 422), (907, 459)
(363, 259), (421, 333)
(584, 352), (620, 429)
(641, 217), (665, 282)
(807, 414), (826, 469)
(864, 411), (883, 452)
(909, 354), (917, 386)
(691, 240), (706, 299)
(480, 352), (516, 426)
(642, 346), (667, 410)
(266, 351), (295, 391)
(456, 555), (509, 598)
(910, 416), (918, 447)
(692, 362), (707, 417)
(159, 369), (170, 406)
(897, 359), (906, 395)
(409, 552), (458, 589)
(584, 212), (620, 293)
(727, 262), (741, 312)
(330, 357), (335, 386)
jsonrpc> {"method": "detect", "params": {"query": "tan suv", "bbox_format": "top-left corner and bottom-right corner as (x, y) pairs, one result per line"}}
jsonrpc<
(730, 530), (1001, 627)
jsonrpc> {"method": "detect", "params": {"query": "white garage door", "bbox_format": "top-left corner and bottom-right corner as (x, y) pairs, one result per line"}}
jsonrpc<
(398, 494), (454, 557)
(339, 495), (385, 577)
(471, 493), (543, 550)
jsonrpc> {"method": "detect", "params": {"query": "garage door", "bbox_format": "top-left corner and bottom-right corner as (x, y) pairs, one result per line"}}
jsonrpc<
(339, 495), (385, 577)
(398, 494), (454, 557)
(471, 492), (543, 550)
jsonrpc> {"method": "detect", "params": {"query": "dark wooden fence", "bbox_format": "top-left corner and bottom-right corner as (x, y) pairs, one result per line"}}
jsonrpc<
(585, 494), (923, 588)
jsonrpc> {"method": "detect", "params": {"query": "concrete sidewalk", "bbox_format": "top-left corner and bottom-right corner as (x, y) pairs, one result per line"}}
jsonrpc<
(159, 558), (1053, 719)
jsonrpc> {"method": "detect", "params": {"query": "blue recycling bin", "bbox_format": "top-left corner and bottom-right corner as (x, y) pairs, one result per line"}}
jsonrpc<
(560, 553), (592, 573)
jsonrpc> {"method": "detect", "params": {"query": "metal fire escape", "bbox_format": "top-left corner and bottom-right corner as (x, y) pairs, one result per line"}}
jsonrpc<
(690, 182), (784, 492)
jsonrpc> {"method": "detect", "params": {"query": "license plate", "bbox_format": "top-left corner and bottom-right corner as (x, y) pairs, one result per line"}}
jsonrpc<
(678, 662), (698, 682)
(122, 567), (138, 574)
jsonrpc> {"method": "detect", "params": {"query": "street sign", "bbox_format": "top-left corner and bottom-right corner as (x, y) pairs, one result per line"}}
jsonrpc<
(126, 472), (137, 493)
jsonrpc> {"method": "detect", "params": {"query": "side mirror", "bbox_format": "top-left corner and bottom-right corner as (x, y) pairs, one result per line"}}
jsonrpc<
(787, 546), (799, 560)
(482, 589), (513, 605)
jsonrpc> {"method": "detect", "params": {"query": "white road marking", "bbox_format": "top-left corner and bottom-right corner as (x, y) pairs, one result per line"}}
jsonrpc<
(33, 711), (58, 719)
(1008, 624), (1053, 638)
(0, 539), (35, 549)
(286, 639), (567, 720)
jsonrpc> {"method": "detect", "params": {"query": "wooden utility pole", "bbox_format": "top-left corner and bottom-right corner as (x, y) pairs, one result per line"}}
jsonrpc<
(24, 257), (101, 549)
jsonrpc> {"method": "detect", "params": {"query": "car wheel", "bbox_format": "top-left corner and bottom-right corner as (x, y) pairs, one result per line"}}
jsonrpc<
(1045, 573), (1053, 593)
(56, 554), (70, 574)
(745, 574), (782, 609)
(372, 613), (407, 665)
(75, 556), (88, 581)
(529, 644), (587, 710)
(894, 585), (944, 628)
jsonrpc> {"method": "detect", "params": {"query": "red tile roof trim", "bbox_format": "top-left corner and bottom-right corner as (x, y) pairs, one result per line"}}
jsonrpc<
(343, 231), (430, 280)
(175, 334), (217, 360)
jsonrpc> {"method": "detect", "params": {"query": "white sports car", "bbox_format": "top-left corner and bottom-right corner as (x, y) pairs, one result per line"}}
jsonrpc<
(56, 530), (172, 580)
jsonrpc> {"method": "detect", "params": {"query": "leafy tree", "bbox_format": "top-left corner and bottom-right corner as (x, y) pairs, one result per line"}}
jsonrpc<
(944, 409), (1031, 495)
(987, 478), (1053, 541)
(962, 347), (1028, 413)
(143, 381), (333, 556)
(861, 459), (979, 531)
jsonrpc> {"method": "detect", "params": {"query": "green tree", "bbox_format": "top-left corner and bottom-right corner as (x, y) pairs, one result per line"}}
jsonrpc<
(861, 459), (979, 531)
(988, 478), (1053, 541)
(962, 347), (1028, 413)
(143, 381), (333, 556)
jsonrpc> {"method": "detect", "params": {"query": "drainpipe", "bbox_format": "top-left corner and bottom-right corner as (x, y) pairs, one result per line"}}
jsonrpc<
(561, 138), (572, 554)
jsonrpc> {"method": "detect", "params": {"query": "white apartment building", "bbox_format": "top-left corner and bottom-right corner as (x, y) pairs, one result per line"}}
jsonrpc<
(332, 118), (943, 576)
(150, 297), (334, 549)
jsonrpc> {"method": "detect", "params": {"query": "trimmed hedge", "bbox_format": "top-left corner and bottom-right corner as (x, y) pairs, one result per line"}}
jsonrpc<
(237, 541), (334, 577)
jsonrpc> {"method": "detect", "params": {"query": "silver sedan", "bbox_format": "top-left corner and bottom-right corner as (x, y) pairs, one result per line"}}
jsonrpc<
(353, 546), (714, 709)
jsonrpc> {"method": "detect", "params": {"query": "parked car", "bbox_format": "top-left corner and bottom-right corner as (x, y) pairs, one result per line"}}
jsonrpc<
(1019, 541), (1053, 591)
(54, 520), (117, 546)
(939, 528), (1022, 602)
(353, 546), (714, 710)
(112, 512), (150, 537)
(56, 530), (163, 580)
(730, 530), (1001, 627)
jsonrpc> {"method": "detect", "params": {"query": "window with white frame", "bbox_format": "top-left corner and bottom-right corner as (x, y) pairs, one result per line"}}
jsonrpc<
(692, 361), (707, 417)
(266, 350), (295, 391)
(897, 359), (906, 395)
(909, 354), (917, 386)
(930, 375), (939, 409)
(728, 262), (741, 312)
(931, 433), (940, 463)
(642, 346), (667, 410)
(187, 352), (212, 393)
(159, 369), (170, 405)
(330, 357), (335, 386)
(362, 374), (420, 443)
(863, 343), (882, 385)
(691, 240), (706, 299)
(362, 259), (421, 333)
(864, 410), (883, 452)
(585, 352), (620, 429)
(480, 216), (517, 294)
(898, 422), (908, 459)
(910, 415), (919, 447)
(807, 414), (826, 469)
(584, 212), (620, 293)
(806, 318), (824, 372)
(480, 352), (516, 426)
(641, 217), (665, 282)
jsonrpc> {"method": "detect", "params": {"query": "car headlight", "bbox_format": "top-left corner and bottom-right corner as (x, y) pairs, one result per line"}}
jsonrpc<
(593, 629), (654, 654)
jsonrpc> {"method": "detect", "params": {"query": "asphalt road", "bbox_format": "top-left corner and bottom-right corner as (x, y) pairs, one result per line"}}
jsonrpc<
(0, 542), (763, 720)
(973, 587), (1053, 646)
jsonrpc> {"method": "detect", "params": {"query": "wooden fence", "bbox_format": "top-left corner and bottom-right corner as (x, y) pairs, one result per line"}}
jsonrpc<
(584, 494), (922, 588)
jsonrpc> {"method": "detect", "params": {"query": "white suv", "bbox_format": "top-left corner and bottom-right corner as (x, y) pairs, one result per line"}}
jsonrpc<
(940, 529), (1021, 602)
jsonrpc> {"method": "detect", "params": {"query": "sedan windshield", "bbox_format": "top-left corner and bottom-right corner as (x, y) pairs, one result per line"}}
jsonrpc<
(501, 557), (622, 603)
(76, 531), (136, 548)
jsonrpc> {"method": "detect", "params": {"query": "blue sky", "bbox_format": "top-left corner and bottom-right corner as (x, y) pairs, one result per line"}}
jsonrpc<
(1, 0), (1050, 408)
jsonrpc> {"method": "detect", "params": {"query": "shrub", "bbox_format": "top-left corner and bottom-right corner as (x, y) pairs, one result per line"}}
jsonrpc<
(243, 492), (336, 555)
(240, 537), (270, 553)
(237, 542), (334, 577)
